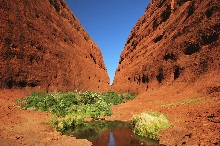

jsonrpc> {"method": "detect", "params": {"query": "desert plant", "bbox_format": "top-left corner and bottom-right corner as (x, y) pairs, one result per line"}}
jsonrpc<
(132, 111), (170, 139)
(102, 90), (135, 105)
(15, 91), (113, 131)
(15, 90), (135, 132)
(50, 113), (85, 131)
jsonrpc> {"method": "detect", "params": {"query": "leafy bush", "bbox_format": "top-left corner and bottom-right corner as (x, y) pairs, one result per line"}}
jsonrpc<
(50, 114), (85, 131)
(102, 90), (135, 105)
(132, 111), (170, 139)
(15, 90), (135, 132)
(15, 91), (57, 111)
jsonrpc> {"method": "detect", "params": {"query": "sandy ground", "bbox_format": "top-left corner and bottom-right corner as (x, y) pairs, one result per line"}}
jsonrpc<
(107, 83), (220, 145)
(0, 80), (219, 145)
(0, 89), (92, 146)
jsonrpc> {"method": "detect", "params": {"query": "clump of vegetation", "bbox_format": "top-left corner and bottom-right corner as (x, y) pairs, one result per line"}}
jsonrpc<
(160, 98), (205, 108)
(102, 90), (135, 105)
(15, 90), (135, 132)
(132, 111), (170, 139)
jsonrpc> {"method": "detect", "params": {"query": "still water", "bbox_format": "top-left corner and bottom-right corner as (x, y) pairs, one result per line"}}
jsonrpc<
(63, 120), (159, 146)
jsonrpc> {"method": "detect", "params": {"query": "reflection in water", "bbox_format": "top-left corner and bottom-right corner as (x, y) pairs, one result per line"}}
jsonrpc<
(108, 132), (116, 146)
(63, 120), (159, 146)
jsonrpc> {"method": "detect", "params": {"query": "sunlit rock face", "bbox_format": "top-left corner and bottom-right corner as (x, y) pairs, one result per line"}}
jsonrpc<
(112, 0), (220, 94)
(0, 0), (110, 92)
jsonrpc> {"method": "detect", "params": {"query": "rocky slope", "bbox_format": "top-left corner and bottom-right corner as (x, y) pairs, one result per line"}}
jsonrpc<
(0, 0), (110, 92)
(112, 0), (220, 94)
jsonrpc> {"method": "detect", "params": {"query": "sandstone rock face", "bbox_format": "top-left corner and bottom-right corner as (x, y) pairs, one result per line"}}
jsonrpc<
(0, 0), (110, 92)
(112, 0), (220, 94)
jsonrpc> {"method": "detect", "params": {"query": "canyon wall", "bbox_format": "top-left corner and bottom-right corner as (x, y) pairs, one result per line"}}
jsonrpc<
(112, 0), (220, 94)
(0, 0), (110, 92)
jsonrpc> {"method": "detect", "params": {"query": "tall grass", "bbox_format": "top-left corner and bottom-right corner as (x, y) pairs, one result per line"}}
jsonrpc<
(132, 111), (170, 139)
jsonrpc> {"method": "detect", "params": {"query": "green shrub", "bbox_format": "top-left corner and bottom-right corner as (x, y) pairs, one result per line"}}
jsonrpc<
(102, 90), (135, 105)
(15, 90), (135, 132)
(50, 114), (84, 131)
(132, 111), (170, 139)
(79, 91), (100, 104)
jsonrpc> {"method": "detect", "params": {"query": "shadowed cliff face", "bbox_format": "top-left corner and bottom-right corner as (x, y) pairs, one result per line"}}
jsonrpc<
(0, 0), (110, 92)
(112, 0), (220, 94)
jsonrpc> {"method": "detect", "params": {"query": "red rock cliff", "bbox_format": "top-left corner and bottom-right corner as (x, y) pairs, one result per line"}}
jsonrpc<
(0, 0), (110, 92)
(112, 0), (220, 94)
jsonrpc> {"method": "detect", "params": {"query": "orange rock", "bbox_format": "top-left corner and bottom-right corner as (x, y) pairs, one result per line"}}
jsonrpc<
(112, 0), (220, 94)
(0, 0), (110, 92)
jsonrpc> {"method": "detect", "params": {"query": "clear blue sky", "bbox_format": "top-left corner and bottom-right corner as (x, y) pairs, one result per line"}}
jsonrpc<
(65, 0), (150, 84)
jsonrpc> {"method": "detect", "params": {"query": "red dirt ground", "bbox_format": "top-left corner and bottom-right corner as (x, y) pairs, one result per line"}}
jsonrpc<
(0, 89), (92, 146)
(108, 79), (220, 145)
(0, 72), (219, 145)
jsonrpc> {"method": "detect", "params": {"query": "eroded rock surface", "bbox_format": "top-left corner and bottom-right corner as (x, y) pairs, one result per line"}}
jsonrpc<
(112, 0), (220, 94)
(0, 0), (110, 92)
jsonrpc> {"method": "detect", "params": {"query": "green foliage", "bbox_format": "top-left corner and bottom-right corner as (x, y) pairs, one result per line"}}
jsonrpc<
(15, 90), (135, 132)
(132, 111), (170, 139)
(102, 90), (135, 105)
(15, 91), (57, 111)
(50, 114), (85, 131)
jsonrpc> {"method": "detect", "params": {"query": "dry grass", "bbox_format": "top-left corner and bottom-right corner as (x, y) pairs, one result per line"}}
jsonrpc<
(132, 111), (170, 139)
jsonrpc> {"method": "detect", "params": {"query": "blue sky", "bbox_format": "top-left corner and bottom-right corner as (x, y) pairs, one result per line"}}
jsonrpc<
(65, 0), (150, 84)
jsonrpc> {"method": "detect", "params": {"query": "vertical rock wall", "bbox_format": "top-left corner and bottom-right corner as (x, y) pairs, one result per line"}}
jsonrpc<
(112, 0), (220, 94)
(0, 0), (110, 92)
